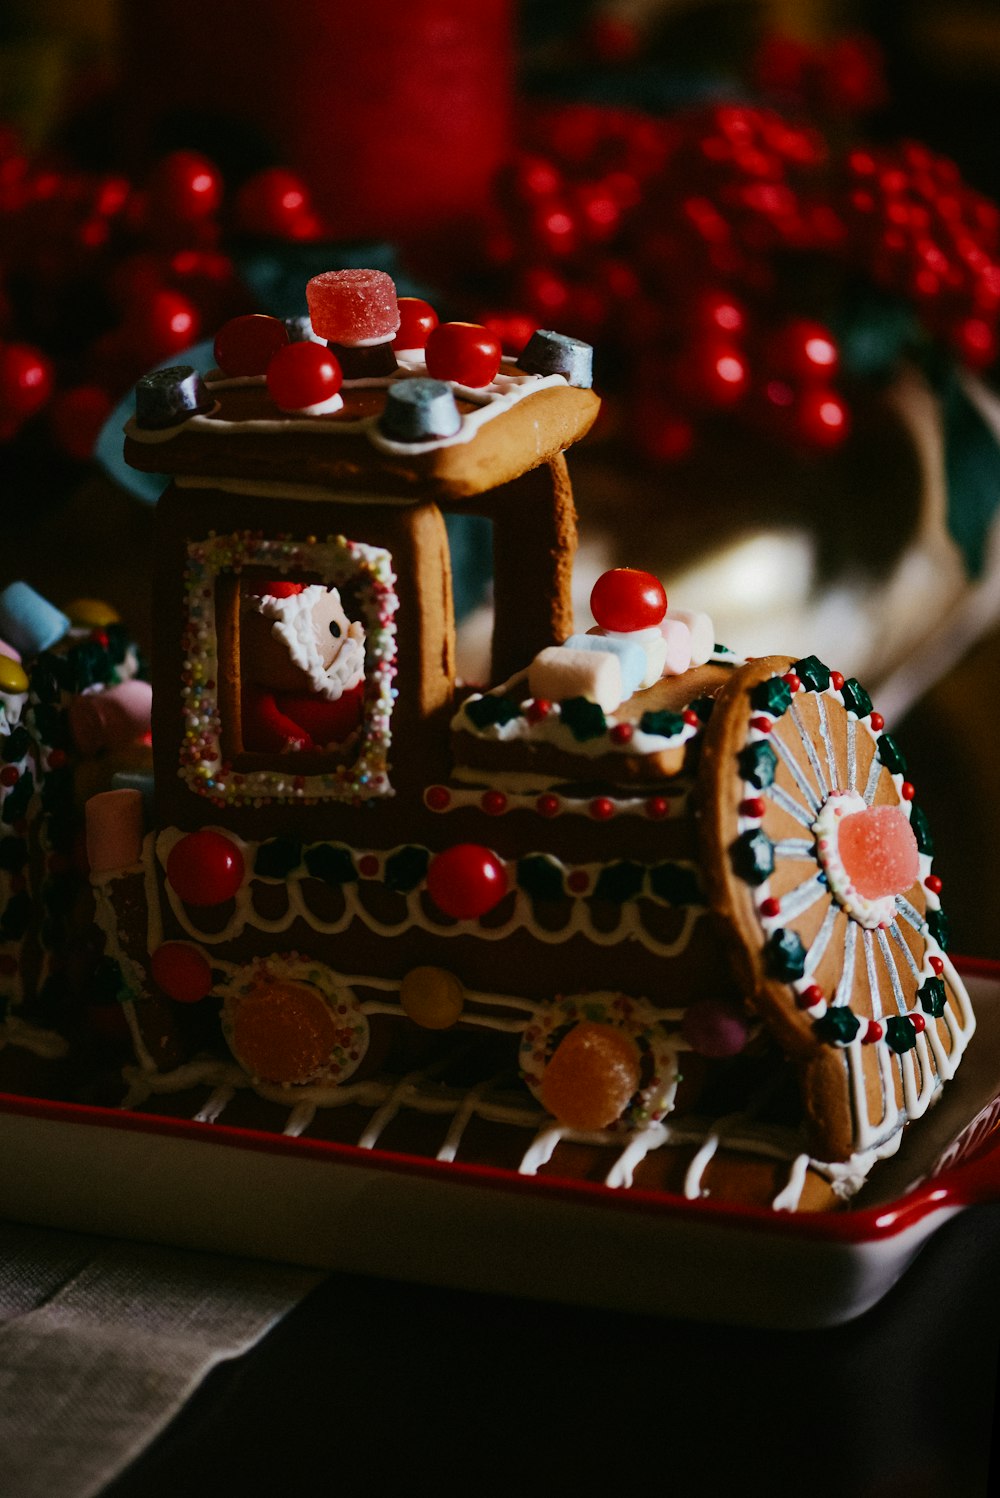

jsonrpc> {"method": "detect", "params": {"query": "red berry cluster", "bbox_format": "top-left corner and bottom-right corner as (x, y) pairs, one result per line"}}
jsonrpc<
(0, 130), (322, 458)
(466, 92), (1000, 461)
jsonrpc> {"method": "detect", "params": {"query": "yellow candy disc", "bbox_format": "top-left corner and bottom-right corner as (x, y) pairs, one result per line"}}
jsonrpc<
(0, 654), (29, 694)
(400, 966), (464, 1030)
(64, 597), (121, 628)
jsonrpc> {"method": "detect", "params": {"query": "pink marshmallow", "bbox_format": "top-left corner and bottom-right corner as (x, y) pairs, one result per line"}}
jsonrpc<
(69, 680), (153, 755)
(660, 618), (693, 677)
(0, 638), (22, 662)
(86, 788), (144, 873)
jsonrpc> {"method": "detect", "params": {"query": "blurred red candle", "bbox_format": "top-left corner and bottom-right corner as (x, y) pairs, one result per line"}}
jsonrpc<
(120, 0), (514, 248)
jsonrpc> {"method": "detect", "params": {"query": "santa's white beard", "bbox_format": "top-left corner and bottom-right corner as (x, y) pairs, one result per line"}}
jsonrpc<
(317, 633), (365, 700)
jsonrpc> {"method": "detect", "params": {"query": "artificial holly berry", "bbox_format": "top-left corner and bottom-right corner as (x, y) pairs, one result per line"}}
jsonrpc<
(590, 567), (667, 632)
(146, 150), (223, 226)
(214, 313), (290, 376)
(166, 830), (244, 906)
(394, 297), (439, 351)
(426, 844), (508, 919)
(234, 167), (314, 238)
(128, 289), (200, 360)
(266, 340), (343, 412)
(424, 322), (503, 387)
(48, 385), (113, 461)
(0, 342), (54, 420)
(765, 318), (840, 381)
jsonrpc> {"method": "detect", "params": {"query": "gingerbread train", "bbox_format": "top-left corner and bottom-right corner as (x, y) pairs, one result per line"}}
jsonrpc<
(80, 268), (974, 1211)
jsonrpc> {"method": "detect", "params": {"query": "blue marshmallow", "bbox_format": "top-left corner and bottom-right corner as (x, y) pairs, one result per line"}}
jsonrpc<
(379, 377), (462, 442)
(0, 581), (70, 658)
(563, 632), (645, 699)
(517, 329), (594, 388)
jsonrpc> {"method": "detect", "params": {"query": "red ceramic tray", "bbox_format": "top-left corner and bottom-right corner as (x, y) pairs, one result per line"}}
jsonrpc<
(3, 957), (999, 1331)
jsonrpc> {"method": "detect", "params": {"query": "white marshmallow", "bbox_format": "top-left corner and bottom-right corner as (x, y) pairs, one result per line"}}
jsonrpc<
(529, 646), (623, 713)
(597, 625), (666, 688)
(665, 608), (715, 666)
(660, 617), (693, 676)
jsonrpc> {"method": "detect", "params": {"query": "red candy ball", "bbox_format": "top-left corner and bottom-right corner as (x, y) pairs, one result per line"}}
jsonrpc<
(590, 568), (667, 632)
(214, 314), (290, 376)
(151, 942), (214, 1004)
(427, 844), (508, 920)
(424, 322), (503, 388)
(167, 830), (244, 906)
(394, 297), (439, 351)
(266, 341), (343, 412)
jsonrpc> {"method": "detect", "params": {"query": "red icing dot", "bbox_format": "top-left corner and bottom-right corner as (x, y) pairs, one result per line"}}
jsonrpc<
(214, 314), (290, 376)
(760, 897), (781, 918)
(911, 1011), (927, 1033)
(750, 716), (773, 733)
(831, 671), (845, 690)
(782, 672), (801, 692)
(266, 341), (343, 412)
(838, 805), (920, 900)
(797, 983), (824, 1009)
(526, 698), (552, 724)
(683, 709), (700, 727)
(166, 830), (244, 906)
(863, 1020), (883, 1044)
(306, 268), (400, 344)
(425, 322), (503, 388)
(150, 942), (213, 1004)
(610, 722), (634, 745)
(536, 794), (560, 817)
(925, 874), (943, 894)
(870, 711), (885, 731)
(740, 797), (766, 818)
(358, 855), (379, 877)
(900, 781), (916, 801)
(646, 797), (670, 819)
(568, 870), (590, 894)
(426, 844), (508, 919)
(590, 797), (615, 820)
(0, 765), (19, 786)
(425, 786), (451, 811)
(482, 791), (507, 816)
(930, 956), (945, 975)
(590, 568), (667, 632)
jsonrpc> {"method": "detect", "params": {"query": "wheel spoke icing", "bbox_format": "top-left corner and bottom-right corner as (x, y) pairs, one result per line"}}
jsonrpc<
(862, 748), (883, 807)
(876, 927), (907, 1014)
(887, 920), (921, 981)
(862, 928), (884, 1018)
(770, 733), (821, 813)
(895, 895), (926, 934)
(773, 838), (815, 858)
(790, 700), (828, 796)
(766, 783), (814, 828)
(816, 693), (841, 790)
(834, 919), (858, 1007)
(803, 901), (838, 976)
(846, 715), (857, 792)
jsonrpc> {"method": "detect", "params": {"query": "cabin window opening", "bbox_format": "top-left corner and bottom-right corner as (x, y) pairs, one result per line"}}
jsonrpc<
(179, 532), (397, 806)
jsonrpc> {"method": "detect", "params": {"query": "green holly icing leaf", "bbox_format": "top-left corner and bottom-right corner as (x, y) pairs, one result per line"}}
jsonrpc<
(910, 805), (934, 857)
(927, 909), (950, 951)
(738, 740), (777, 790)
(516, 854), (565, 902)
(885, 1015), (918, 1054)
(464, 694), (521, 730)
(688, 697), (716, 723)
(839, 678), (873, 718)
(592, 861), (645, 903)
(384, 845), (430, 893)
(750, 676), (791, 717)
(793, 656), (831, 692)
(731, 829), (774, 885)
(639, 709), (685, 738)
(560, 696), (607, 741)
(814, 1006), (861, 1045)
(255, 839), (303, 879)
(918, 977), (947, 1018)
(303, 843), (357, 885)
(876, 733), (907, 776)
(765, 927), (806, 981)
(649, 862), (701, 906)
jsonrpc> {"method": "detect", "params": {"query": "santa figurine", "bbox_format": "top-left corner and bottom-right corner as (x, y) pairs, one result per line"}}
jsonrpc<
(240, 581), (366, 753)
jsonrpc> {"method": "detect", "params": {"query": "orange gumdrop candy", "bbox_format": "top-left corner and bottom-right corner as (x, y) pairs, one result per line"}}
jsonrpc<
(231, 979), (339, 1085)
(539, 1021), (642, 1131)
(838, 806), (920, 900)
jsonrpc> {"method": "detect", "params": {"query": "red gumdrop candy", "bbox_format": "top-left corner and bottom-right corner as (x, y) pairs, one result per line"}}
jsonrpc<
(306, 268), (400, 344)
(590, 568), (667, 632)
(426, 843), (508, 920)
(839, 806), (920, 899)
(540, 1021), (641, 1130)
(214, 314), (290, 376)
(394, 297), (439, 350)
(151, 942), (213, 1004)
(266, 341), (343, 412)
(167, 830), (244, 906)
